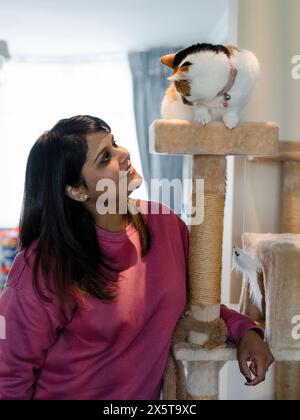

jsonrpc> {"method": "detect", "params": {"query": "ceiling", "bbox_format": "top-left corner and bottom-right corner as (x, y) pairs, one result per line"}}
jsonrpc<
(0, 0), (228, 57)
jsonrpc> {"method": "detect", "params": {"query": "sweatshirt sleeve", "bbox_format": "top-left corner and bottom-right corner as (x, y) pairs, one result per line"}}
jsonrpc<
(0, 252), (65, 400)
(220, 304), (264, 344)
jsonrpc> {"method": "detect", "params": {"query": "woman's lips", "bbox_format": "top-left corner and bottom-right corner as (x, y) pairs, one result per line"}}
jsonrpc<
(120, 166), (136, 178)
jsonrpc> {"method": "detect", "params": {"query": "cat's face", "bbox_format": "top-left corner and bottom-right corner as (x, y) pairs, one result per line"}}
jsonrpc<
(161, 43), (238, 101)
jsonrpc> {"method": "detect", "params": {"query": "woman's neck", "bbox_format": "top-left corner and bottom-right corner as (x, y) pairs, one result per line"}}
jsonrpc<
(84, 198), (135, 232)
(94, 213), (130, 232)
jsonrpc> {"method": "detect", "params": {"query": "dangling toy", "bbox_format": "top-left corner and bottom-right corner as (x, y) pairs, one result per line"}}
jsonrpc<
(232, 246), (266, 318)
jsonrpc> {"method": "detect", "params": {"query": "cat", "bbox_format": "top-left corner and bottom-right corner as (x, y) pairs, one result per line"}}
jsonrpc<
(160, 43), (260, 129)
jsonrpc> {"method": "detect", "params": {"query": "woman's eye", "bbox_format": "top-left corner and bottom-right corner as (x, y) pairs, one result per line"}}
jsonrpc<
(100, 140), (118, 164)
(102, 152), (110, 163)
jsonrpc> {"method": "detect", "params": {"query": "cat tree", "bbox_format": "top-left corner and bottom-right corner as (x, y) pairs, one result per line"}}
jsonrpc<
(150, 119), (279, 400)
(239, 141), (300, 400)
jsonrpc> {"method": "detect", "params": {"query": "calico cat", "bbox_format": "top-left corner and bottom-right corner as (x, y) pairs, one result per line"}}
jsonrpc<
(160, 43), (260, 129)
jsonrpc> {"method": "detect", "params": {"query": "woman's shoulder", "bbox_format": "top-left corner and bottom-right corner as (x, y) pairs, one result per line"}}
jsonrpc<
(5, 250), (31, 290)
(5, 241), (43, 293)
(138, 199), (174, 216)
(2, 242), (69, 323)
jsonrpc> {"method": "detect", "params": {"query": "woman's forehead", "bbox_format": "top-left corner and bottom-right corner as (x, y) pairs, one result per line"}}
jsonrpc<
(85, 132), (113, 158)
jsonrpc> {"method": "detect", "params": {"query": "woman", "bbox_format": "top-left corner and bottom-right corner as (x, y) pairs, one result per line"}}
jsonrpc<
(0, 115), (273, 400)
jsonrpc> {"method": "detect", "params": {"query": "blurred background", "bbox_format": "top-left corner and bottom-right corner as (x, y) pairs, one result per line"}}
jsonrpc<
(0, 0), (229, 229)
(1, 0), (300, 400)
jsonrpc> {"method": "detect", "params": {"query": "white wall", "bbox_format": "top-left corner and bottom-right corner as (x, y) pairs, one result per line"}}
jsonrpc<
(0, 57), (145, 227)
(0, 0), (228, 56)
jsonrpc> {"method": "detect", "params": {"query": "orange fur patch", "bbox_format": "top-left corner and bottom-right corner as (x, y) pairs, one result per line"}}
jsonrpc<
(226, 44), (240, 57)
(166, 83), (178, 102)
(170, 65), (191, 79)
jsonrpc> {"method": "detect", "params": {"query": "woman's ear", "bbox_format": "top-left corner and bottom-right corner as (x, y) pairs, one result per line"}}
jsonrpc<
(65, 185), (89, 202)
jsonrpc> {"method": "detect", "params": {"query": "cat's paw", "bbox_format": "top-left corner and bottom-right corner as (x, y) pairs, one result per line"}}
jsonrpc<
(223, 112), (239, 129)
(194, 107), (212, 125)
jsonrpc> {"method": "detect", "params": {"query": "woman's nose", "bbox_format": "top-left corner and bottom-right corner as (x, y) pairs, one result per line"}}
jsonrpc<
(122, 146), (130, 158)
(119, 148), (131, 168)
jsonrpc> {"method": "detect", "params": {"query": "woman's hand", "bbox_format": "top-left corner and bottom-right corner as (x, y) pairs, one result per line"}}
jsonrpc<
(237, 329), (274, 386)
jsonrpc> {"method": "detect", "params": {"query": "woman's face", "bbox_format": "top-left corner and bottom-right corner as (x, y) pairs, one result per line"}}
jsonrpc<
(80, 131), (143, 211)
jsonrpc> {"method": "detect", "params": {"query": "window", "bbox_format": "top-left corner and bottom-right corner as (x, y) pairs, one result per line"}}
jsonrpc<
(0, 54), (148, 227)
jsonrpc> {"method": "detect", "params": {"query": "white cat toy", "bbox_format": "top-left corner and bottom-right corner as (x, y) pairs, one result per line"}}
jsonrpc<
(160, 43), (260, 129)
(232, 246), (265, 318)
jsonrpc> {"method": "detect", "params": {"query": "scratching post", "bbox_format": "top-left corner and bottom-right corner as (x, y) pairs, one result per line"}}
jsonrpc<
(279, 144), (300, 400)
(240, 142), (300, 400)
(150, 119), (278, 400)
(253, 142), (300, 235)
(187, 156), (226, 400)
(269, 142), (300, 233)
(282, 160), (300, 233)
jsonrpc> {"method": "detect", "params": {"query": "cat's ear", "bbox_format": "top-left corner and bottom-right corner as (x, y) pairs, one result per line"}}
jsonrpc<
(160, 53), (176, 68)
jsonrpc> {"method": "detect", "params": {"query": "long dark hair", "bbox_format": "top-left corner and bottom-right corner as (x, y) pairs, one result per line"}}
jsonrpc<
(19, 115), (152, 310)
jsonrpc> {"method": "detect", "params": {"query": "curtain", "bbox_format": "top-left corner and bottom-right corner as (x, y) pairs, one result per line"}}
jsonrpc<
(128, 47), (185, 213)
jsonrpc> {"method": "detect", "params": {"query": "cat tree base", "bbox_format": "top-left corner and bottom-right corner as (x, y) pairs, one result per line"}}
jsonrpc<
(175, 343), (236, 400)
(186, 362), (220, 400)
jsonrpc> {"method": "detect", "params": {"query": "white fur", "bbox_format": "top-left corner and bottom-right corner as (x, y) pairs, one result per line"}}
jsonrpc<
(161, 48), (260, 129)
(232, 246), (263, 309)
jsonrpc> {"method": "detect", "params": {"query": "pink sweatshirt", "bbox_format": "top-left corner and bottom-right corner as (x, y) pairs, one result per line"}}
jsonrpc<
(0, 200), (262, 400)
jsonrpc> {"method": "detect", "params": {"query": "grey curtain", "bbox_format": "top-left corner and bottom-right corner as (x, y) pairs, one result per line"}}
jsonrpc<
(128, 47), (184, 212)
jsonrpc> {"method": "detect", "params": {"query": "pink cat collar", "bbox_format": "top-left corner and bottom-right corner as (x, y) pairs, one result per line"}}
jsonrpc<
(217, 62), (238, 107)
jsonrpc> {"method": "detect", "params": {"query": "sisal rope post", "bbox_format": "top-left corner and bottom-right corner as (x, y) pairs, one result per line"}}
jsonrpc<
(281, 160), (300, 233)
(189, 193), (224, 306)
(277, 148), (300, 400)
(187, 155), (227, 400)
